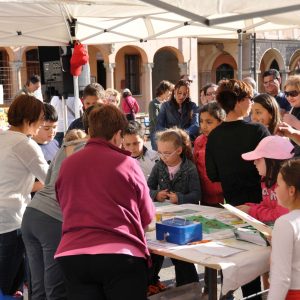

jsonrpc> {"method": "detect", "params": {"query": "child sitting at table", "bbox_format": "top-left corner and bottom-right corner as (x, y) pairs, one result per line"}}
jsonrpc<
(194, 101), (225, 206)
(147, 128), (201, 293)
(238, 135), (294, 222)
(268, 158), (300, 300)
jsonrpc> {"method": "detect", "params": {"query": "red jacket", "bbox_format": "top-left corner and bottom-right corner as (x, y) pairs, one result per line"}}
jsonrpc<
(245, 181), (289, 222)
(55, 138), (155, 258)
(194, 134), (223, 205)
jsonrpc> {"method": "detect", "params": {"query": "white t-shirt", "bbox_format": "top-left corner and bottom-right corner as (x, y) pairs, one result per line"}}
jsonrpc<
(0, 130), (48, 233)
(50, 96), (82, 132)
(268, 210), (300, 300)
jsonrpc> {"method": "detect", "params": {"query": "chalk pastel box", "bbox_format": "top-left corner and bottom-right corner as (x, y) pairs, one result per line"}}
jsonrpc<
(156, 217), (202, 245)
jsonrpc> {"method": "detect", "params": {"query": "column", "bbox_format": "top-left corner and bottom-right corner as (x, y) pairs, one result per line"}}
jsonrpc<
(104, 63), (115, 89)
(178, 62), (188, 76)
(9, 61), (23, 98)
(143, 63), (154, 112)
(280, 67), (289, 89)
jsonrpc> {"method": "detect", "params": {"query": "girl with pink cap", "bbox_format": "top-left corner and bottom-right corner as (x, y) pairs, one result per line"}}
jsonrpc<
(237, 135), (294, 222)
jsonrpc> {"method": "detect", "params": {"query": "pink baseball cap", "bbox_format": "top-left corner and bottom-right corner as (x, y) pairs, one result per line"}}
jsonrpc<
(242, 136), (294, 161)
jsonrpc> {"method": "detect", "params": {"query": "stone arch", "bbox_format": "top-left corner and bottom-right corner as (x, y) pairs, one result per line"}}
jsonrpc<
(289, 49), (300, 74)
(152, 47), (183, 96)
(114, 45), (149, 110)
(211, 53), (237, 83)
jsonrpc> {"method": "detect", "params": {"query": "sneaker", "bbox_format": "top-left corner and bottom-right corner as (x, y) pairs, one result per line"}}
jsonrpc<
(13, 291), (23, 298)
(147, 281), (167, 296)
(156, 281), (167, 292)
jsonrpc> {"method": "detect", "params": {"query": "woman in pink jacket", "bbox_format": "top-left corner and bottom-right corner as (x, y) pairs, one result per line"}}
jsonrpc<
(121, 88), (139, 121)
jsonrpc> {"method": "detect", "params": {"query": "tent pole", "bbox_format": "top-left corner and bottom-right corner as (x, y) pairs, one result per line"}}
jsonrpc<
(238, 30), (243, 80)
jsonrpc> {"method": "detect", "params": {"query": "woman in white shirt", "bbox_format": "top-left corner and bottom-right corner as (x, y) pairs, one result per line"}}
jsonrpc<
(0, 95), (48, 296)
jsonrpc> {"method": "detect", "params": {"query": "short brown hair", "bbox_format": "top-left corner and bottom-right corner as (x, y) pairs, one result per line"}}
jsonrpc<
(89, 104), (128, 140)
(83, 83), (105, 100)
(216, 79), (253, 114)
(284, 75), (300, 91)
(8, 94), (44, 126)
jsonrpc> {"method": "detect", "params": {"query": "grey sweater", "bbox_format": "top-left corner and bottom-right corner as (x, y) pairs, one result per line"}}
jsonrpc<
(27, 140), (86, 221)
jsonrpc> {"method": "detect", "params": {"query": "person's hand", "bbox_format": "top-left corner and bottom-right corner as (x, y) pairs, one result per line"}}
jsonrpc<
(236, 205), (251, 214)
(155, 189), (169, 202)
(283, 113), (298, 128)
(276, 122), (296, 138)
(167, 192), (178, 204)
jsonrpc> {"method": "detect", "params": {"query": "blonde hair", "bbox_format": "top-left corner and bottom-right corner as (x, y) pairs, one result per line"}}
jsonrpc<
(64, 129), (87, 142)
(284, 75), (300, 91)
(105, 88), (121, 106)
(156, 127), (193, 161)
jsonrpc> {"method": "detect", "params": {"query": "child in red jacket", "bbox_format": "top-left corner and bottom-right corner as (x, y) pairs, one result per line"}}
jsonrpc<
(238, 135), (294, 222)
(194, 101), (226, 206)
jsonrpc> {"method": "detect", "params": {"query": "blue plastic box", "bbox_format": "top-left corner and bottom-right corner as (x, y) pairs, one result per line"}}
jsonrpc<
(156, 217), (202, 245)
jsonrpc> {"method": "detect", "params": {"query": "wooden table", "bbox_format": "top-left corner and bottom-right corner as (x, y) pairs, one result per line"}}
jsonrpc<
(147, 203), (271, 300)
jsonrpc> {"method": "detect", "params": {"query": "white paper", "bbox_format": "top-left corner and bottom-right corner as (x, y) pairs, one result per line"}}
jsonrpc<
(193, 241), (246, 257)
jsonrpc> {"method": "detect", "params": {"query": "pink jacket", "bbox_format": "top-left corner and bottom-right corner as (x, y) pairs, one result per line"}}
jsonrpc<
(121, 95), (139, 114)
(245, 181), (289, 222)
(194, 134), (224, 205)
(55, 138), (155, 258)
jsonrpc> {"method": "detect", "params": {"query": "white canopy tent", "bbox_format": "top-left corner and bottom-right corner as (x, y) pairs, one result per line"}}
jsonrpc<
(0, 0), (300, 46)
(1, 0), (300, 118)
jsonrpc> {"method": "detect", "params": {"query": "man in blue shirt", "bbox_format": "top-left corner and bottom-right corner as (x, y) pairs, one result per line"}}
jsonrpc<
(262, 69), (291, 115)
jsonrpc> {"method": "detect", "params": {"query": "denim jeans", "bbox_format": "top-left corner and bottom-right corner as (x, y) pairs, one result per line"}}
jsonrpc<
(0, 229), (25, 295)
(21, 208), (67, 300)
(149, 132), (157, 151)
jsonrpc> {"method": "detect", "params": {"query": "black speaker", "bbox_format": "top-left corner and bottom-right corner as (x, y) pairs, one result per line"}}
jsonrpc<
(38, 46), (74, 96)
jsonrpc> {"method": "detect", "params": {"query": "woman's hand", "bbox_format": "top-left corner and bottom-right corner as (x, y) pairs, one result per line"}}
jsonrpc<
(167, 192), (178, 204)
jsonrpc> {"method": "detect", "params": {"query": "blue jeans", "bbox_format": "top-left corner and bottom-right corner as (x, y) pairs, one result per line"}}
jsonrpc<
(0, 229), (25, 295)
(21, 208), (67, 300)
(149, 132), (157, 151)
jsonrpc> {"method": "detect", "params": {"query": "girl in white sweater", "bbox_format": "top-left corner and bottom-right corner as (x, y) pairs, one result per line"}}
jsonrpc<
(268, 158), (300, 300)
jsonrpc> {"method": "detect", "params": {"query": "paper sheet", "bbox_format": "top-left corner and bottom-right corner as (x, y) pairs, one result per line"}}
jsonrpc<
(193, 241), (246, 257)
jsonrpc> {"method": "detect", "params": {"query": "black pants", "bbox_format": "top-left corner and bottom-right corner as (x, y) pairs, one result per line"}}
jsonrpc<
(150, 254), (199, 286)
(0, 229), (25, 295)
(57, 254), (148, 300)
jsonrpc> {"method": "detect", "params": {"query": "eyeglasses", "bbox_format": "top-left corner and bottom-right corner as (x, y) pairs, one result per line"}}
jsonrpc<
(206, 92), (216, 96)
(284, 90), (299, 98)
(158, 149), (178, 159)
(263, 79), (277, 86)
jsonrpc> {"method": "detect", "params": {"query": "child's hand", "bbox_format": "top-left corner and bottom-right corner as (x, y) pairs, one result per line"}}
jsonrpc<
(167, 192), (178, 204)
(156, 189), (169, 202)
(236, 204), (250, 214)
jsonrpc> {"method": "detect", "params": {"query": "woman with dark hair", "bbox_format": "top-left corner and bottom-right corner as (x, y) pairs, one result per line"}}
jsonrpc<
(205, 79), (270, 300)
(251, 93), (281, 134)
(156, 80), (199, 141)
(0, 95), (48, 296)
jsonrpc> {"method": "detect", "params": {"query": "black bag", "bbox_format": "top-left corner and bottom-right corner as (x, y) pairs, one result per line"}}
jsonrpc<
(126, 112), (136, 121)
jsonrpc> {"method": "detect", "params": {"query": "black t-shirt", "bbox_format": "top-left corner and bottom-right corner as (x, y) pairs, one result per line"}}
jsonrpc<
(291, 107), (300, 157)
(206, 120), (270, 206)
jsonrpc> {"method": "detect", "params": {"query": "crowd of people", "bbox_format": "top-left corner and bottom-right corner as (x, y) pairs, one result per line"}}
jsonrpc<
(0, 69), (300, 300)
